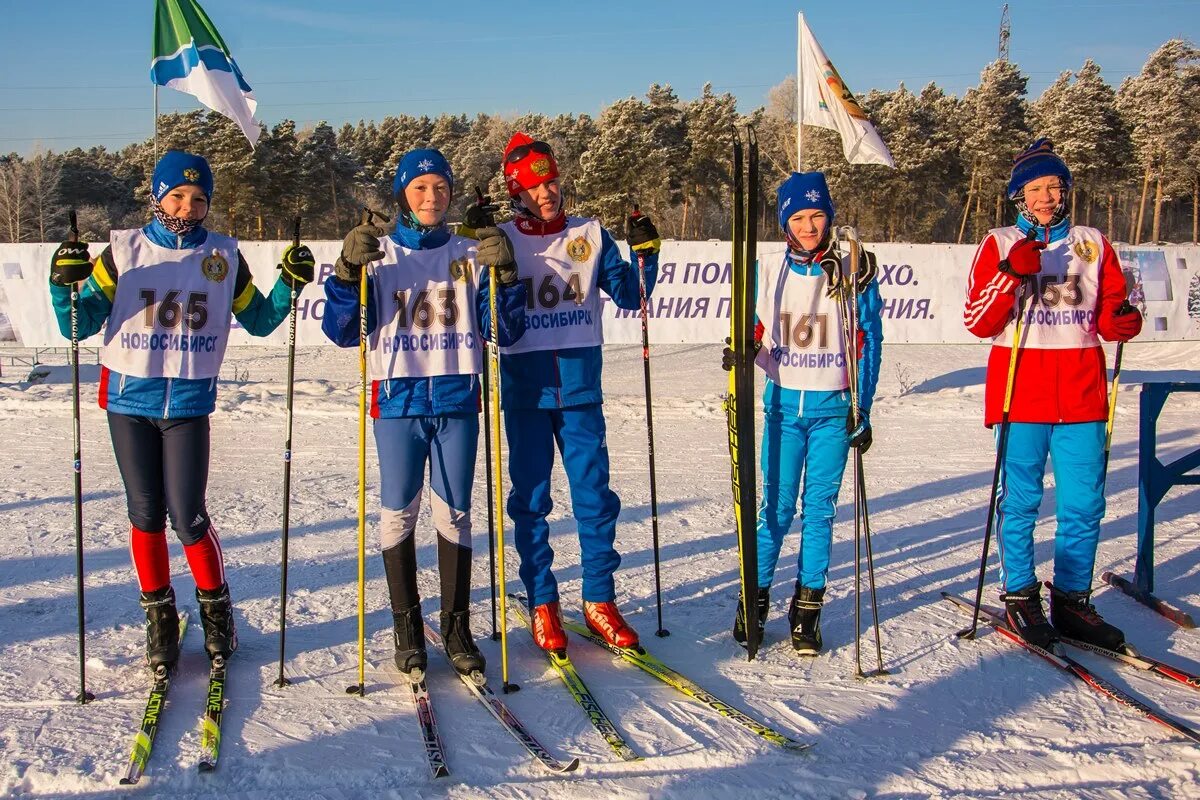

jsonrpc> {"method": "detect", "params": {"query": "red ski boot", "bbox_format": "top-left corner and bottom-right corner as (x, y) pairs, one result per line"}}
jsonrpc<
(584, 601), (640, 649)
(531, 601), (568, 653)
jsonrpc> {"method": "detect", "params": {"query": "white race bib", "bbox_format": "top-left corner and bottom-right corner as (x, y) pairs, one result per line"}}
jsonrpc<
(754, 257), (849, 391)
(101, 229), (237, 379)
(991, 225), (1105, 350)
(367, 235), (482, 381)
(498, 217), (604, 354)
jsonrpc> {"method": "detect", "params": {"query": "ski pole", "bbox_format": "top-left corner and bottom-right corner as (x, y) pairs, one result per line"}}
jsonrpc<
(476, 189), (518, 692)
(67, 209), (94, 705)
(631, 203), (669, 638)
(275, 215), (302, 689)
(347, 207), (388, 697)
(1102, 295), (1136, 483)
(837, 228), (868, 677)
(475, 188), (499, 642)
(856, 452), (888, 676)
(958, 238), (1036, 641)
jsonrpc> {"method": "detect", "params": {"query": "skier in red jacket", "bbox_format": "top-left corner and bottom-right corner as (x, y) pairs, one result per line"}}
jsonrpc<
(964, 138), (1141, 650)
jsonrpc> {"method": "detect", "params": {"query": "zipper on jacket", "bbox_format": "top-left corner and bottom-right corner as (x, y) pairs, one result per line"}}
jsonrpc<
(163, 378), (173, 419)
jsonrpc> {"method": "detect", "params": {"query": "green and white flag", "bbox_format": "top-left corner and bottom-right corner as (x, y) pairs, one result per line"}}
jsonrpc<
(151, 0), (260, 148)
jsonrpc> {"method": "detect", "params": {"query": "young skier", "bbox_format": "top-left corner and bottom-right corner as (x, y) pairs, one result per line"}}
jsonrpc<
(964, 139), (1141, 649)
(488, 132), (661, 652)
(47, 150), (315, 669)
(723, 171), (882, 655)
(322, 148), (527, 676)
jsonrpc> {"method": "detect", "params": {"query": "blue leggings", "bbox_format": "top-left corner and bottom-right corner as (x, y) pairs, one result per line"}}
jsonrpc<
(756, 412), (850, 590)
(997, 421), (1105, 593)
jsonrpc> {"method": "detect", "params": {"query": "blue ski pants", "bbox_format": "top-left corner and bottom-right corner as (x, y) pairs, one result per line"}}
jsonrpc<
(504, 404), (622, 607)
(997, 421), (1106, 593)
(756, 412), (850, 590)
(373, 414), (478, 552)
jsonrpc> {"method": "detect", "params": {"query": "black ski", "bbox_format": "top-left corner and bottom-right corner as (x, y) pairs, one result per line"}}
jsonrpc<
(424, 625), (580, 774)
(942, 593), (1200, 745)
(120, 613), (189, 785)
(727, 127), (761, 660)
(197, 654), (227, 772)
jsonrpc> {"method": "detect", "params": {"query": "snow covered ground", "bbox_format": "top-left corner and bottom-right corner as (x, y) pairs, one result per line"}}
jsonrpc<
(1, 341), (1198, 799)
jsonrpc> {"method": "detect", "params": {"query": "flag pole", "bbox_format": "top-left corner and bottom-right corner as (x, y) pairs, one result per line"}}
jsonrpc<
(153, 85), (159, 162)
(796, 12), (805, 170)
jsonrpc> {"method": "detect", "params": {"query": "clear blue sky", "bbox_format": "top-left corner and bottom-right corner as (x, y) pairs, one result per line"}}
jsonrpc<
(0, 0), (1195, 155)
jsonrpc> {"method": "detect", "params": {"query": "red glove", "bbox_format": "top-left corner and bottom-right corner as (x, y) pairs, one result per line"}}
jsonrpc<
(1104, 305), (1142, 342)
(1001, 232), (1046, 277)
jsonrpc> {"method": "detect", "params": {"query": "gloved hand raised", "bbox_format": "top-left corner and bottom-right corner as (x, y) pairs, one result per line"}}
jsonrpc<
(335, 222), (387, 282)
(627, 211), (660, 255)
(476, 227), (518, 286)
(278, 243), (316, 288)
(999, 229), (1046, 278)
(49, 240), (93, 287)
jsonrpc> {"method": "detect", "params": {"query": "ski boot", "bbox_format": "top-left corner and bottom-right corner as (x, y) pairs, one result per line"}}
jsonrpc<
(140, 585), (181, 670)
(441, 610), (485, 676)
(1001, 582), (1058, 649)
(584, 601), (640, 649)
(732, 587), (770, 647)
(392, 603), (428, 678)
(531, 601), (568, 653)
(788, 585), (825, 656)
(196, 583), (238, 660)
(1047, 583), (1125, 651)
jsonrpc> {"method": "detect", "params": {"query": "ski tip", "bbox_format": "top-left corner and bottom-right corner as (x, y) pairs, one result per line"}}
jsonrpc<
(433, 765), (450, 779)
(561, 757), (582, 773)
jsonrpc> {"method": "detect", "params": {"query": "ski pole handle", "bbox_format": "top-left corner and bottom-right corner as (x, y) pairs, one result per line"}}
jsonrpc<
(69, 209), (78, 243)
(292, 216), (301, 248)
(474, 186), (498, 227)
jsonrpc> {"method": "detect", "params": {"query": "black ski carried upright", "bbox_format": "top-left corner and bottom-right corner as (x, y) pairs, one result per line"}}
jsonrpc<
(727, 127), (761, 660)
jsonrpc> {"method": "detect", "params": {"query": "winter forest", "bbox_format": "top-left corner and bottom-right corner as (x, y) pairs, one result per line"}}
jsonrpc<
(2, 39), (1198, 246)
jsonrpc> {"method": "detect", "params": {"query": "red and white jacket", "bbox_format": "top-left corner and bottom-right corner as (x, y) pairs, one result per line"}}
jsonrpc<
(964, 224), (1131, 428)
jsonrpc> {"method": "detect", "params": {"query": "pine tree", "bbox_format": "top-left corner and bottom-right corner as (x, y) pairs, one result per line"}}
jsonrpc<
(961, 60), (1029, 239)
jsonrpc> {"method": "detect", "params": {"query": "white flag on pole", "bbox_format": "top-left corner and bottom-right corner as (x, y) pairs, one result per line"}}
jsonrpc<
(797, 14), (894, 168)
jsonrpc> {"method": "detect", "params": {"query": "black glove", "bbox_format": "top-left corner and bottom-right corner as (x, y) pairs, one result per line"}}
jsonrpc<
(464, 195), (500, 230)
(476, 226), (518, 286)
(721, 336), (761, 371)
(335, 222), (387, 283)
(820, 249), (876, 297)
(848, 408), (872, 453)
(627, 212), (660, 254)
(278, 243), (315, 288)
(49, 241), (93, 287)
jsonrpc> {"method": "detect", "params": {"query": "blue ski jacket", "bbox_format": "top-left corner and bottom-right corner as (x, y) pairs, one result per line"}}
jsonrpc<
(49, 219), (294, 418)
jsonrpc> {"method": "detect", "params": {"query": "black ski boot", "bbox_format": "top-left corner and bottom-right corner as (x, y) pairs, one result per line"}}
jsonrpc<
(788, 585), (825, 656)
(732, 587), (770, 646)
(1048, 583), (1125, 651)
(140, 585), (181, 670)
(196, 583), (238, 660)
(1001, 582), (1058, 649)
(392, 603), (427, 678)
(441, 610), (486, 676)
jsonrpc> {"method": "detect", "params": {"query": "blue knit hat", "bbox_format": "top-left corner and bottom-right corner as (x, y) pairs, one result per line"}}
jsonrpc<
(776, 172), (835, 233)
(151, 150), (213, 202)
(1007, 138), (1072, 199)
(392, 148), (454, 197)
